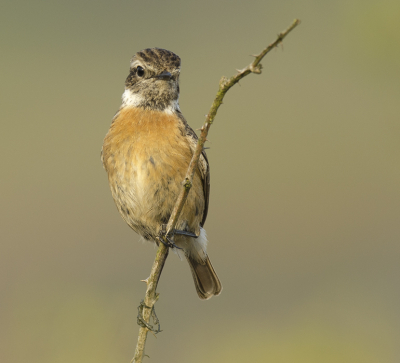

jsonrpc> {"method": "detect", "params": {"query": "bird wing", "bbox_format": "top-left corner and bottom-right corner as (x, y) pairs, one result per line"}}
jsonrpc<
(176, 111), (210, 227)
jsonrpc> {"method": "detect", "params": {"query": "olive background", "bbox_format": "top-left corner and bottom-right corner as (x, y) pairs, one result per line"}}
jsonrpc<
(1, 1), (400, 362)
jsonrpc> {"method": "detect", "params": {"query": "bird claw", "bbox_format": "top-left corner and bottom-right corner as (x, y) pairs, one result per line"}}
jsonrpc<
(158, 224), (183, 249)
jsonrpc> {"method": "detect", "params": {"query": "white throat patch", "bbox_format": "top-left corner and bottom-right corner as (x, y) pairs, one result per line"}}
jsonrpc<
(164, 99), (181, 114)
(122, 89), (145, 107)
(122, 89), (181, 113)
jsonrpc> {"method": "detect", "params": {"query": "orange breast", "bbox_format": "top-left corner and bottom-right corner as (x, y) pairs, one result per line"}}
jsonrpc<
(102, 106), (204, 239)
(103, 107), (191, 173)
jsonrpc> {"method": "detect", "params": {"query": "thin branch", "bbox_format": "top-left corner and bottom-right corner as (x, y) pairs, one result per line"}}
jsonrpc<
(165, 18), (300, 236)
(131, 244), (169, 363)
(131, 18), (300, 363)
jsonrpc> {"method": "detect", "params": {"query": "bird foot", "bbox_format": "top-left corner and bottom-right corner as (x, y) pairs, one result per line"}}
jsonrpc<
(158, 224), (183, 249)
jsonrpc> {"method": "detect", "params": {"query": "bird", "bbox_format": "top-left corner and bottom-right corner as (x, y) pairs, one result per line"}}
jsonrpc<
(101, 48), (222, 300)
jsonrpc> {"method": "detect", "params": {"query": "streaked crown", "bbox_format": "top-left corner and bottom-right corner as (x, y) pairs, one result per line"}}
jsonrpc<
(131, 48), (181, 71)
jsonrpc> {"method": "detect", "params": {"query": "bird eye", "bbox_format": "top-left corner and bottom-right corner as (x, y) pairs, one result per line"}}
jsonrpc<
(137, 66), (144, 77)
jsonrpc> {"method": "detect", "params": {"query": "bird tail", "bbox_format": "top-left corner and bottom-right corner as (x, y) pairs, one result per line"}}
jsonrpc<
(186, 254), (222, 300)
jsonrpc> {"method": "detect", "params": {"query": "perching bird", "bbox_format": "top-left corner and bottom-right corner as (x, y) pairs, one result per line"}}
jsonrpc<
(101, 48), (222, 299)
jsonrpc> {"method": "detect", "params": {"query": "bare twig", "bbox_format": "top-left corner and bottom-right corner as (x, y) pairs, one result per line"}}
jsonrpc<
(131, 244), (168, 363)
(165, 18), (300, 236)
(131, 18), (300, 363)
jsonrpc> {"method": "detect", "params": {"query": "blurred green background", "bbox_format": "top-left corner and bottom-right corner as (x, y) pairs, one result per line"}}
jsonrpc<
(1, 0), (399, 362)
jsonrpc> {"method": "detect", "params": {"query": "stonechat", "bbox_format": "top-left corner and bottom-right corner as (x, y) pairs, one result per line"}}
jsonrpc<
(101, 48), (222, 299)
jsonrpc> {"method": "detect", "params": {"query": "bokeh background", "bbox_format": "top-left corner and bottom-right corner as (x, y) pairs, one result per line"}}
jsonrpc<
(1, 0), (400, 362)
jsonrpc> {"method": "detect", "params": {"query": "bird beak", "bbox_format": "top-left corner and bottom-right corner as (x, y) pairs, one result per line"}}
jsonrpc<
(157, 71), (172, 80)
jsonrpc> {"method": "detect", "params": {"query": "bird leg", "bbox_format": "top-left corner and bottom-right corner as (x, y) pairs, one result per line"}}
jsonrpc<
(173, 229), (198, 238)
